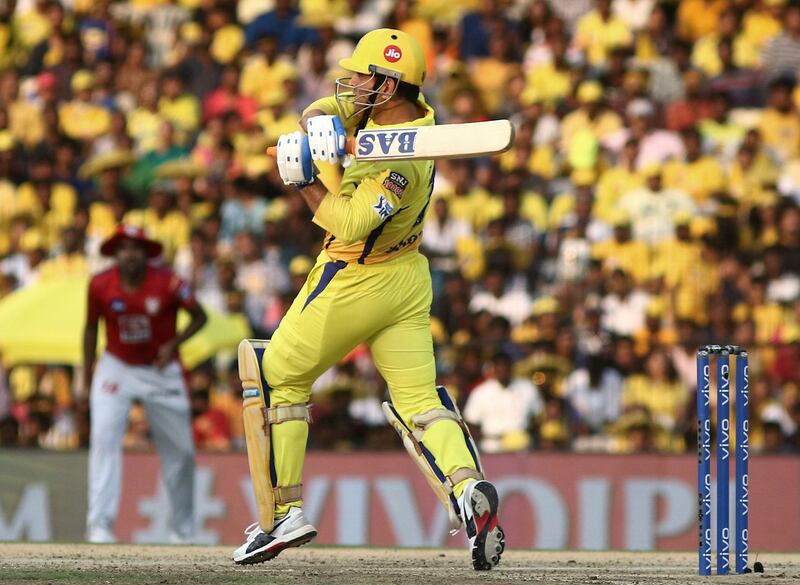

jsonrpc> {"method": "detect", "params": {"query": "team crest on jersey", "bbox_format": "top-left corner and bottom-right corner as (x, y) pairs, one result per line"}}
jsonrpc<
(145, 296), (160, 315)
(178, 282), (192, 302)
(382, 171), (408, 198)
(110, 298), (126, 312)
(373, 194), (394, 220)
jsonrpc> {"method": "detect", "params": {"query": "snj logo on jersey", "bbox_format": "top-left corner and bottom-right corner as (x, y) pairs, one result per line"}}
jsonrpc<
(384, 45), (402, 62)
(357, 130), (417, 157)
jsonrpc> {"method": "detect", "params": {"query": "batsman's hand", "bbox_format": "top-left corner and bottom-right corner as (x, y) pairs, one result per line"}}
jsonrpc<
(276, 131), (316, 185)
(306, 115), (346, 165)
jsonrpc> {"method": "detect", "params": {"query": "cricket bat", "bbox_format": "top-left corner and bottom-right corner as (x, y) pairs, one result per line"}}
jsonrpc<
(266, 120), (514, 161)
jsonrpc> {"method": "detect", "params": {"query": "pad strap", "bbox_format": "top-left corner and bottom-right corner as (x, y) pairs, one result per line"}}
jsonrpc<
(411, 409), (459, 430)
(273, 484), (302, 504)
(266, 404), (312, 425)
(410, 410), (485, 488)
(411, 409), (461, 441)
(447, 467), (484, 489)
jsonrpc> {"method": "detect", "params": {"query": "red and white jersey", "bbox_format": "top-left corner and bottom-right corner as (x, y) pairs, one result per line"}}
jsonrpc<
(87, 265), (199, 365)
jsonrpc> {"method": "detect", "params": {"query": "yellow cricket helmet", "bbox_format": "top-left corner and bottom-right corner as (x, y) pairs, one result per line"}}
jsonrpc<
(339, 28), (426, 87)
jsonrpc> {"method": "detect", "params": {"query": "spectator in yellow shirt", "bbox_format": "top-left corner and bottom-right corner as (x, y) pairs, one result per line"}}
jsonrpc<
(622, 349), (689, 452)
(691, 9), (759, 76)
(549, 168), (596, 230)
(127, 79), (165, 155)
(574, 0), (633, 67)
(437, 160), (500, 232)
(239, 34), (297, 106)
(758, 78), (800, 162)
(591, 215), (650, 283)
(58, 70), (111, 141)
(742, 0), (784, 52)
(0, 71), (44, 147)
(524, 33), (574, 104)
(14, 0), (51, 49)
(633, 299), (679, 357)
(727, 143), (777, 203)
(503, 168), (549, 234)
(654, 213), (703, 289)
(123, 183), (190, 263)
(500, 117), (558, 180)
(698, 92), (748, 154)
(16, 156), (77, 251)
(561, 81), (623, 153)
(747, 276), (785, 344)
(674, 235), (721, 322)
(37, 226), (89, 282)
(256, 88), (301, 146)
(677, 0), (730, 41)
(158, 70), (201, 136)
(662, 127), (725, 203)
(595, 138), (645, 222)
(470, 33), (521, 115)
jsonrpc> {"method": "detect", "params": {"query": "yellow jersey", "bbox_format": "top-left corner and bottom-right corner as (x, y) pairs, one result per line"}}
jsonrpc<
(305, 95), (436, 265)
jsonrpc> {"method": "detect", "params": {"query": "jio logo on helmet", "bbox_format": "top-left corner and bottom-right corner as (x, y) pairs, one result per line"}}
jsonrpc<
(384, 45), (402, 62)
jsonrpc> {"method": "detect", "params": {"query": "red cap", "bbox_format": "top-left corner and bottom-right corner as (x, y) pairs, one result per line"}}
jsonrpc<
(100, 224), (163, 259)
(37, 72), (57, 91)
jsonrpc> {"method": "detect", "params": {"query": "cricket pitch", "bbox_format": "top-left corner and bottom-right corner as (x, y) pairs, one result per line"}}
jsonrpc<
(1, 544), (797, 584)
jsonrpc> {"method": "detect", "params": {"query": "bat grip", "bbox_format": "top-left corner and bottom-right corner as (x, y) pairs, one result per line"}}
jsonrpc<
(266, 138), (356, 158)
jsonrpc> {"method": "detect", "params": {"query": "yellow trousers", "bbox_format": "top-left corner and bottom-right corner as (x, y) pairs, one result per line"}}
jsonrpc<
(262, 250), (477, 516)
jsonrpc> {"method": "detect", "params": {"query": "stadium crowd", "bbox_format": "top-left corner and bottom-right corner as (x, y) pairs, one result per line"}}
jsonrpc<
(0, 0), (799, 455)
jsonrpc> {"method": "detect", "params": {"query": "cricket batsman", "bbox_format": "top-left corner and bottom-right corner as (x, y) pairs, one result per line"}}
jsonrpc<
(233, 29), (505, 570)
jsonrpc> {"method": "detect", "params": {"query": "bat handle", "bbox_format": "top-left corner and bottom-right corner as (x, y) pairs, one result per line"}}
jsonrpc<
(266, 137), (356, 158)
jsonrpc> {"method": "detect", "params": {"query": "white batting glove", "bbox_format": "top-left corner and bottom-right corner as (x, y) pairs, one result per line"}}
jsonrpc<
(276, 131), (316, 185)
(306, 115), (346, 165)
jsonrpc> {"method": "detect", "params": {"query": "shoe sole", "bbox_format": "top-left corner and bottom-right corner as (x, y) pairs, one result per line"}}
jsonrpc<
(234, 529), (317, 565)
(470, 482), (505, 571)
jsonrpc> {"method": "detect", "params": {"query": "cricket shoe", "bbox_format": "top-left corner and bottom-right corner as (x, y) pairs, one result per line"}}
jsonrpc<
(168, 530), (194, 545)
(232, 507), (317, 565)
(460, 480), (505, 570)
(86, 524), (117, 544)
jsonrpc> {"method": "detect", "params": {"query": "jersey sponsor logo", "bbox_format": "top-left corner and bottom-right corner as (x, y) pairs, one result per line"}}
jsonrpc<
(373, 195), (394, 220)
(118, 314), (152, 343)
(357, 130), (417, 158)
(384, 45), (402, 62)
(110, 298), (127, 312)
(382, 171), (409, 198)
(145, 296), (160, 315)
(386, 231), (421, 253)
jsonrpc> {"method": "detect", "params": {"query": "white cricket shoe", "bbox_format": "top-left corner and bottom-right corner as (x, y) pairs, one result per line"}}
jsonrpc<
(168, 530), (194, 545)
(232, 507), (317, 565)
(86, 524), (117, 544)
(460, 480), (505, 570)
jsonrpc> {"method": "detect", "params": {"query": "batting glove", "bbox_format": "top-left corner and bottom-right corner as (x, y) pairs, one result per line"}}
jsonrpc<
(276, 131), (316, 185)
(306, 115), (346, 165)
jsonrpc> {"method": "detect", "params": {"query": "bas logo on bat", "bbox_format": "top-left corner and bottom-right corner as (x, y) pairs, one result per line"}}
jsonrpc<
(357, 131), (417, 157)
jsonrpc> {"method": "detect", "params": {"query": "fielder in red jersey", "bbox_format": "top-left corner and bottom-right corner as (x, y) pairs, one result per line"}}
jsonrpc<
(83, 224), (206, 544)
(87, 263), (199, 366)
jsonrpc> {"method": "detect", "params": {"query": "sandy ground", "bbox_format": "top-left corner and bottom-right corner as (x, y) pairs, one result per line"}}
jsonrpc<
(0, 544), (797, 585)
